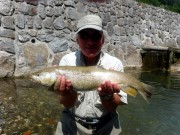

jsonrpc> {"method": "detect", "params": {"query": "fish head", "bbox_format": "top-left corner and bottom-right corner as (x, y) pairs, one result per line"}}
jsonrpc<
(30, 71), (57, 86)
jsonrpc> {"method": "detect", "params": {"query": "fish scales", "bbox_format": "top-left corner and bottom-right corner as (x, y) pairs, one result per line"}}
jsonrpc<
(30, 66), (152, 101)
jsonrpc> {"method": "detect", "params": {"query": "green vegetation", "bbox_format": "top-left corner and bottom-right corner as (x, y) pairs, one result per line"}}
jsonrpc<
(136, 0), (180, 13)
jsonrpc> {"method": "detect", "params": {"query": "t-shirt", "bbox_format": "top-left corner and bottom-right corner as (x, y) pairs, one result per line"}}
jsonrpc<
(59, 50), (128, 118)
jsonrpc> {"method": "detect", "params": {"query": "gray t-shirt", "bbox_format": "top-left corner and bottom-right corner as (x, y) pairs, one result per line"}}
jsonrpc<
(59, 51), (127, 118)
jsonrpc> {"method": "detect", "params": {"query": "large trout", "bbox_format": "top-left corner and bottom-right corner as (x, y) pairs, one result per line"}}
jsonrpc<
(30, 66), (152, 101)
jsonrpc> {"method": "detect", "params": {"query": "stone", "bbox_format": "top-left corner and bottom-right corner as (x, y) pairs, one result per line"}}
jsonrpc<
(1, 16), (15, 30)
(38, 4), (46, 19)
(54, 6), (64, 17)
(43, 17), (54, 29)
(0, 37), (15, 54)
(65, 8), (77, 20)
(114, 25), (120, 36)
(77, 2), (85, 13)
(125, 44), (141, 67)
(49, 38), (68, 53)
(53, 16), (66, 30)
(0, 0), (14, 16)
(0, 28), (15, 39)
(26, 16), (34, 29)
(15, 2), (30, 15)
(106, 22), (114, 36)
(34, 16), (42, 29)
(101, 12), (111, 26)
(15, 14), (25, 29)
(46, 6), (54, 17)
(18, 31), (31, 43)
(37, 30), (55, 42)
(130, 35), (142, 47)
(0, 51), (15, 78)
(64, 0), (75, 7)
(23, 41), (54, 68)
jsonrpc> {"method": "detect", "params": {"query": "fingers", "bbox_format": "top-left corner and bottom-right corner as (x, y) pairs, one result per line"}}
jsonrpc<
(54, 76), (60, 90)
(98, 81), (120, 96)
(54, 75), (73, 96)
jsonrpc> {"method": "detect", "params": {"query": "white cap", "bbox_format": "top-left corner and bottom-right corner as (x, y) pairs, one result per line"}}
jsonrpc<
(77, 14), (103, 33)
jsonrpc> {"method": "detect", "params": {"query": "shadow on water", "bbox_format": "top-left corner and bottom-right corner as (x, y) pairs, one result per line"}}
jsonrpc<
(119, 70), (180, 135)
(0, 70), (180, 135)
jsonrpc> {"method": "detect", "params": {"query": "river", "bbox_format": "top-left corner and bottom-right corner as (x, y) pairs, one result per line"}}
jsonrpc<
(0, 69), (180, 135)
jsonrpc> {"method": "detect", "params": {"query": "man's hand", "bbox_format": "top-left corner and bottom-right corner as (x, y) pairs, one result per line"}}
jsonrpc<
(97, 81), (120, 96)
(54, 76), (74, 96)
(54, 76), (77, 108)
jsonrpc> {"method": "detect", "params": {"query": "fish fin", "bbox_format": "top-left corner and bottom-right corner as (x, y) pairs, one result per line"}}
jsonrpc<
(123, 87), (138, 97)
(141, 83), (153, 101)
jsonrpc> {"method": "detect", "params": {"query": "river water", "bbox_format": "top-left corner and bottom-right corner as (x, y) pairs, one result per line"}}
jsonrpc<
(0, 70), (180, 135)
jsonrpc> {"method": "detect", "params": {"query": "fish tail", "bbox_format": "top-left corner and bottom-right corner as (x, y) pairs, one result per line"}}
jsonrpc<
(140, 83), (153, 102)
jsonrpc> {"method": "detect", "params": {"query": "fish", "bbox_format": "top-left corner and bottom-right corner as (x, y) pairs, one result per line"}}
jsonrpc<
(30, 66), (152, 101)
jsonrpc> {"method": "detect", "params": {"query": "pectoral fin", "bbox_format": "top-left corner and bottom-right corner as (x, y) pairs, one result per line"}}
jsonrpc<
(123, 87), (138, 97)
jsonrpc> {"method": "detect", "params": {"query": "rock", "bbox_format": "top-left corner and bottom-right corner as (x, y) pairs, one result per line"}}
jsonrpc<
(23, 41), (54, 69)
(0, 51), (15, 78)
(49, 38), (68, 53)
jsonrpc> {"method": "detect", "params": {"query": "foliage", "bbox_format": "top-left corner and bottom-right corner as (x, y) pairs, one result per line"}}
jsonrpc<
(136, 0), (180, 13)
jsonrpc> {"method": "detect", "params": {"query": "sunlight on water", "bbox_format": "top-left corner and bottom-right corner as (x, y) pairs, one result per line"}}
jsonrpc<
(0, 70), (180, 134)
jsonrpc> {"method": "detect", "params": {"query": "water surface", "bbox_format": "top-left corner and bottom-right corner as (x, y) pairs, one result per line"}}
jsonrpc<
(119, 70), (180, 135)
(0, 70), (180, 135)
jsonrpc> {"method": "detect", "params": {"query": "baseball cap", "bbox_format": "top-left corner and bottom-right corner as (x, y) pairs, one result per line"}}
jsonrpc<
(77, 14), (103, 33)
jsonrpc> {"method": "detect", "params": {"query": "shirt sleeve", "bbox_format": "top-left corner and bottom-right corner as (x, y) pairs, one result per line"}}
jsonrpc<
(113, 59), (128, 104)
(118, 90), (128, 104)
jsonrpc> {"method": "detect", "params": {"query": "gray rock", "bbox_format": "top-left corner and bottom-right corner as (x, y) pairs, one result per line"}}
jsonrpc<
(0, 51), (15, 78)
(26, 16), (34, 29)
(49, 38), (68, 53)
(46, 6), (54, 17)
(130, 35), (142, 47)
(0, 37), (15, 54)
(0, 28), (15, 39)
(106, 22), (114, 37)
(23, 41), (54, 68)
(53, 16), (66, 30)
(43, 17), (54, 29)
(38, 4), (46, 19)
(65, 8), (77, 20)
(54, 6), (64, 17)
(37, 30), (55, 42)
(15, 14), (25, 29)
(0, 0), (14, 16)
(1, 16), (15, 30)
(18, 31), (31, 43)
(34, 16), (42, 29)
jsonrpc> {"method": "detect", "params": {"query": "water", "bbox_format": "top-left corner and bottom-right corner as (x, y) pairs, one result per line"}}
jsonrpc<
(0, 70), (180, 135)
(119, 70), (180, 135)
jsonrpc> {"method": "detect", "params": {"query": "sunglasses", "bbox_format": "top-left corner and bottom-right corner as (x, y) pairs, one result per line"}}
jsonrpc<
(78, 30), (103, 41)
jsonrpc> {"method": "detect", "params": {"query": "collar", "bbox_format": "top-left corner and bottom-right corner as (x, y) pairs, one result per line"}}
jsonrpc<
(79, 51), (104, 66)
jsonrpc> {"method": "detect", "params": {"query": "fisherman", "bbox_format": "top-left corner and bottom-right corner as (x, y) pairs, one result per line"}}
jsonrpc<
(55, 14), (128, 135)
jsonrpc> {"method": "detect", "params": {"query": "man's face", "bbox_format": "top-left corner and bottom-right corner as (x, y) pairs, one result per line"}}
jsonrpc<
(76, 28), (104, 58)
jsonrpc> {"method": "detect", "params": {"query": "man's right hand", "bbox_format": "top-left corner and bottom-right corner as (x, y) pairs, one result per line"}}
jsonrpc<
(54, 76), (73, 96)
(54, 75), (77, 108)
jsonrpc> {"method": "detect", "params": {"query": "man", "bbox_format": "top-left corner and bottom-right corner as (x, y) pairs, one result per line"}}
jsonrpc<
(55, 14), (127, 135)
